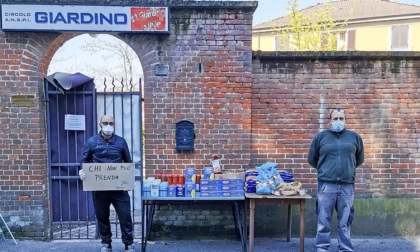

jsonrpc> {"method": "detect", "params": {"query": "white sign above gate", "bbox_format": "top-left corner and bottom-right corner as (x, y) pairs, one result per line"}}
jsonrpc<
(1, 4), (169, 33)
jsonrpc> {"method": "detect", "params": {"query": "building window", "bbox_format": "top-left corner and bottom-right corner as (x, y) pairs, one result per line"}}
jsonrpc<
(391, 25), (408, 50)
(337, 32), (346, 50)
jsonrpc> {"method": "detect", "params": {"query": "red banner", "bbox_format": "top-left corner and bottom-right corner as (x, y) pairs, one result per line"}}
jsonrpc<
(131, 7), (168, 32)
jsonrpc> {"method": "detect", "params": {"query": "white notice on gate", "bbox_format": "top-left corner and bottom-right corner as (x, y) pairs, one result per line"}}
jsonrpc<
(82, 163), (135, 191)
(65, 114), (85, 131)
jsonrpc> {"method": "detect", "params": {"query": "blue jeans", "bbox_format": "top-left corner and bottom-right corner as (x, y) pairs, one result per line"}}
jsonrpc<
(316, 181), (355, 252)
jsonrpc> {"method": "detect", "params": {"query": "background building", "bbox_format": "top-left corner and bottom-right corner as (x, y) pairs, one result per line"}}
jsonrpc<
(253, 0), (420, 51)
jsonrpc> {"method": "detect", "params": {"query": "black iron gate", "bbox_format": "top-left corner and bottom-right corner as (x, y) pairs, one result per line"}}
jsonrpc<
(45, 73), (143, 239)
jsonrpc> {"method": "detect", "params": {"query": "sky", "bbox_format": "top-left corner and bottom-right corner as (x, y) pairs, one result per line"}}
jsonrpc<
(253, 0), (420, 26)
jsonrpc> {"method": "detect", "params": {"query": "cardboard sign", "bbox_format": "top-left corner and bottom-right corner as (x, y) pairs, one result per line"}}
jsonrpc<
(82, 163), (134, 191)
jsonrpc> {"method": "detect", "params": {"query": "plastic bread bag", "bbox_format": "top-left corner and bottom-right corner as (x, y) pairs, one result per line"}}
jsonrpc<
(256, 162), (283, 194)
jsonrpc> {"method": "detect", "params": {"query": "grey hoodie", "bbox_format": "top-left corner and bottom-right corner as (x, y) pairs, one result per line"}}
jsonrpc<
(308, 128), (364, 184)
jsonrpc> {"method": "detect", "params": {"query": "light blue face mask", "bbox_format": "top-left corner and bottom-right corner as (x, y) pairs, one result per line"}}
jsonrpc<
(331, 121), (345, 132)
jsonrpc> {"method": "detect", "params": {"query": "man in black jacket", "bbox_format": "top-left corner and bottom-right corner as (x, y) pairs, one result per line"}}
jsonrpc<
(308, 108), (364, 252)
(79, 115), (134, 252)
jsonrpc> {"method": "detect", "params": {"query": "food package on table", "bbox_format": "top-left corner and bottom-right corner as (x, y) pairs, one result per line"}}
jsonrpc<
(273, 181), (307, 196)
(245, 168), (258, 193)
(255, 162), (283, 195)
(245, 168), (258, 181)
(278, 170), (295, 183)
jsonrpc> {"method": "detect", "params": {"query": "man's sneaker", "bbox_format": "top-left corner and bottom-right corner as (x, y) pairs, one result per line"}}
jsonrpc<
(125, 244), (135, 252)
(101, 243), (112, 252)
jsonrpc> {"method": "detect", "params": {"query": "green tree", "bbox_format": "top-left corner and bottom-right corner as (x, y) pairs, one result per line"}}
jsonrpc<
(275, 0), (348, 51)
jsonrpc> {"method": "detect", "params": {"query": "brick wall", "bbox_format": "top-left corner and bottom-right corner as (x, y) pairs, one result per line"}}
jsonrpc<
(0, 31), (55, 239)
(0, 0), (257, 239)
(252, 52), (420, 198)
(152, 204), (238, 239)
(141, 5), (254, 177)
(1, 0), (419, 240)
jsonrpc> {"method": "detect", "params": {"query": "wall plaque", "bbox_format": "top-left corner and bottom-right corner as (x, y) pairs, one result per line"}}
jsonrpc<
(11, 95), (36, 107)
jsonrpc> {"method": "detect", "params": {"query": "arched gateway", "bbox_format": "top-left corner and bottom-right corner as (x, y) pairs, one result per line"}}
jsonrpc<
(0, 0), (256, 240)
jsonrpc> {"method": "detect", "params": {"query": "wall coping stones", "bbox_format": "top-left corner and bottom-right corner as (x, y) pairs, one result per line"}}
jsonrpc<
(0, 0), (257, 11)
(252, 51), (420, 61)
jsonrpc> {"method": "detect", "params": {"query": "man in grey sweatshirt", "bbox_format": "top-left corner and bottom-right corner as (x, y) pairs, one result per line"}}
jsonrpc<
(308, 108), (364, 252)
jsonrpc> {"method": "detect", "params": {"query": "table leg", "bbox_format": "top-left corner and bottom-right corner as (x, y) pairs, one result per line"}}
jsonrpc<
(233, 201), (246, 252)
(287, 204), (292, 242)
(146, 202), (155, 240)
(249, 199), (255, 252)
(141, 201), (156, 252)
(300, 199), (306, 252)
(232, 203), (241, 241)
(141, 200), (146, 252)
(243, 199), (247, 252)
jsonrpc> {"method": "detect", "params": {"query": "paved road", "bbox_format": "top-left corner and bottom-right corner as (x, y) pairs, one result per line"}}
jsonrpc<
(1, 236), (419, 252)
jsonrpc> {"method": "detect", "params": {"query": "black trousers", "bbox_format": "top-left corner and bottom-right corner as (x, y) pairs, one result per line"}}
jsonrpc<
(92, 191), (134, 246)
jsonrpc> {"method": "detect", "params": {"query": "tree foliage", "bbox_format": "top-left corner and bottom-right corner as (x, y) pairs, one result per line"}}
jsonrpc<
(275, 0), (348, 51)
(49, 34), (143, 92)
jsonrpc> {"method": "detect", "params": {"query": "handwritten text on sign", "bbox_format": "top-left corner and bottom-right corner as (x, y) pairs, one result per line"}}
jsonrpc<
(82, 163), (135, 191)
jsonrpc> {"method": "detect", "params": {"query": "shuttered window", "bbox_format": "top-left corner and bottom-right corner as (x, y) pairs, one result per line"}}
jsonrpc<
(391, 25), (409, 50)
(347, 30), (355, 51)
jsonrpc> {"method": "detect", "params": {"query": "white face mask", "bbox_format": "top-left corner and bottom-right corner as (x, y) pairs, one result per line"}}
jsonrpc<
(331, 121), (345, 132)
(102, 125), (114, 136)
